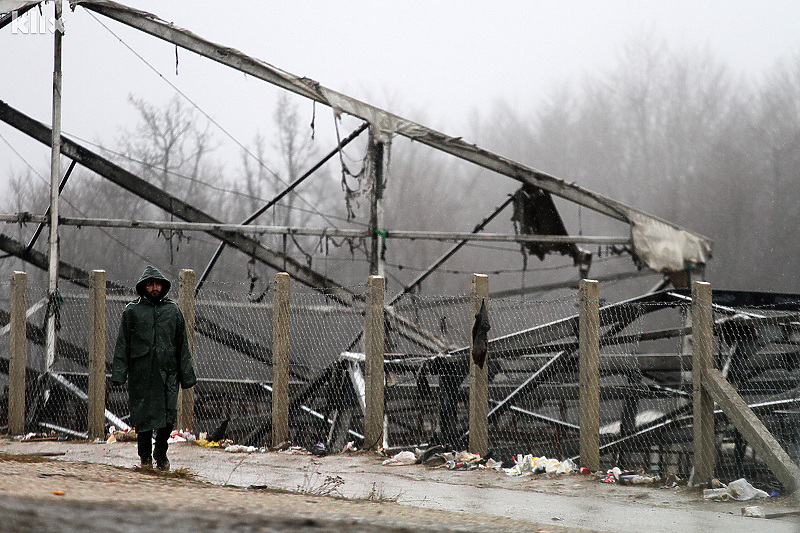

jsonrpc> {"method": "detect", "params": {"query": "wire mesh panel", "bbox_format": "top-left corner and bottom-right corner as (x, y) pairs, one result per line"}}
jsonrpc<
(382, 292), (473, 452)
(1, 276), (798, 495)
(253, 286), (363, 450)
(706, 293), (800, 494)
(0, 279), (75, 437)
(0, 279), (11, 430)
(190, 284), (276, 445)
(594, 298), (694, 477)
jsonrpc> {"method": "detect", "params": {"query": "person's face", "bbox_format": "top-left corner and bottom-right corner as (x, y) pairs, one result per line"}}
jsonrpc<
(144, 280), (164, 299)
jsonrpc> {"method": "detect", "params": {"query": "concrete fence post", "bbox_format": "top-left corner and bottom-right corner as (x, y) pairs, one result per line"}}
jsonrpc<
(579, 279), (600, 471)
(177, 269), (196, 431)
(692, 280), (715, 483)
(272, 272), (291, 448)
(469, 273), (489, 456)
(8, 271), (27, 435)
(88, 270), (107, 440)
(364, 275), (385, 450)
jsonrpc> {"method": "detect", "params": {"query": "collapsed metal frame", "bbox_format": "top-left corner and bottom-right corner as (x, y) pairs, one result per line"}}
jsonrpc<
(0, 0), (713, 334)
(320, 289), (800, 471)
(0, 1), (736, 454)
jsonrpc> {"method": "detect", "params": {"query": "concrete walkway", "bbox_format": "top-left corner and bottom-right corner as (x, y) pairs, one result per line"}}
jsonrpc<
(3, 439), (799, 533)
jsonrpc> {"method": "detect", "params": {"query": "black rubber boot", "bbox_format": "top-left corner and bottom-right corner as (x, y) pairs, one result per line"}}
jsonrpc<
(155, 456), (170, 471)
(153, 425), (172, 471)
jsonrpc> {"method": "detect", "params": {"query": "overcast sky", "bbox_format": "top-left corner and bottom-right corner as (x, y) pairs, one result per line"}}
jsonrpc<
(2, 0), (800, 196)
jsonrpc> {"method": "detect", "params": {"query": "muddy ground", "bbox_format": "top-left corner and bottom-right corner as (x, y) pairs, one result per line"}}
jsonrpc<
(1, 436), (798, 532)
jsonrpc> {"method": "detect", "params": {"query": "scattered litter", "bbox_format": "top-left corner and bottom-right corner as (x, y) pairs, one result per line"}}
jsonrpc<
(168, 429), (196, 444)
(484, 458), (503, 470)
(106, 426), (137, 443)
(20, 432), (58, 442)
(703, 478), (769, 501)
(703, 488), (731, 501)
(196, 439), (221, 448)
(273, 441), (292, 452)
(341, 441), (357, 453)
(741, 506), (765, 518)
(208, 416), (230, 443)
(661, 471), (683, 487)
(600, 467), (659, 485)
(52, 490), (65, 496)
(423, 454), (448, 468)
(382, 450), (417, 466)
(455, 451), (481, 463)
(224, 445), (257, 453)
(619, 473), (660, 485)
(445, 451), (484, 471)
(278, 446), (311, 455)
(311, 441), (327, 457)
(505, 455), (576, 476)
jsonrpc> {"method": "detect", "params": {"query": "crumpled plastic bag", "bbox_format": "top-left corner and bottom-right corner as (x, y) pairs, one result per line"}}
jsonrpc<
(382, 450), (417, 466)
(483, 458), (504, 470)
(224, 444), (257, 453)
(504, 455), (576, 476)
(703, 478), (769, 501)
(727, 478), (770, 500)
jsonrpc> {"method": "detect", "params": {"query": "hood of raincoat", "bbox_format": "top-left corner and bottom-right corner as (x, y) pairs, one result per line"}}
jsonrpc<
(135, 265), (171, 300)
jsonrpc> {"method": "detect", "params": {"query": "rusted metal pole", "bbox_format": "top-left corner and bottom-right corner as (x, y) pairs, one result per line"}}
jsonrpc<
(692, 280), (715, 483)
(364, 275), (385, 450)
(177, 269), (196, 431)
(8, 271), (27, 435)
(272, 272), (291, 448)
(579, 279), (600, 471)
(87, 270), (107, 440)
(43, 0), (64, 405)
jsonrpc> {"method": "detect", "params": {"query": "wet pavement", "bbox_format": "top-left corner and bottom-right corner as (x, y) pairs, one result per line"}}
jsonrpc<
(2, 438), (799, 533)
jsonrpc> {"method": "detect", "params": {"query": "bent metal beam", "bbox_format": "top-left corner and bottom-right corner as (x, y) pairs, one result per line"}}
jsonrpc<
(75, 0), (712, 274)
(0, 100), (446, 353)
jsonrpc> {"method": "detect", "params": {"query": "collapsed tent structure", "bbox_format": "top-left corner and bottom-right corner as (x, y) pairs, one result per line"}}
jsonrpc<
(1, 1), (798, 489)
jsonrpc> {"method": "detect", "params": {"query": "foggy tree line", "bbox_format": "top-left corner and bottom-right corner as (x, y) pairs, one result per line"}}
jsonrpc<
(2, 37), (799, 296)
(470, 38), (800, 293)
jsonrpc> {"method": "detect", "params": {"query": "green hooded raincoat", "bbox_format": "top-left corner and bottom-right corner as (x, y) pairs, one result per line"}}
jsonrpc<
(112, 266), (197, 432)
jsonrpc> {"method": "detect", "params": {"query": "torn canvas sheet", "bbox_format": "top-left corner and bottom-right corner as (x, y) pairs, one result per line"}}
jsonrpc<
(629, 212), (713, 273)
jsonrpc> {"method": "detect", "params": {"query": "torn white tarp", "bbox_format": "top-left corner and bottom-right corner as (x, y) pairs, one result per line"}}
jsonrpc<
(629, 212), (713, 273)
(0, 1), (41, 16)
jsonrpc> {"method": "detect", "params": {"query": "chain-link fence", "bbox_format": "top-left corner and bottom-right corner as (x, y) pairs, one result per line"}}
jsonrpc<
(706, 293), (800, 493)
(1, 278), (798, 493)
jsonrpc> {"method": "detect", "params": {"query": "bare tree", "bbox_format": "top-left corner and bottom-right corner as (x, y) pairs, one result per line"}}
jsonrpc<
(123, 95), (215, 206)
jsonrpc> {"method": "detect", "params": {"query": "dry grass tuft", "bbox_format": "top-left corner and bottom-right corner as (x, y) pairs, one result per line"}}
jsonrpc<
(134, 465), (197, 480)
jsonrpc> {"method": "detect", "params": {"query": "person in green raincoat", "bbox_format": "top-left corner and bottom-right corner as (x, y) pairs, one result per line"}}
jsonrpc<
(112, 266), (197, 470)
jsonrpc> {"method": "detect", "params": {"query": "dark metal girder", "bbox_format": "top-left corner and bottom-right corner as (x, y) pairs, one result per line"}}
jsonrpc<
(0, 99), (447, 353)
(196, 121), (369, 293)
